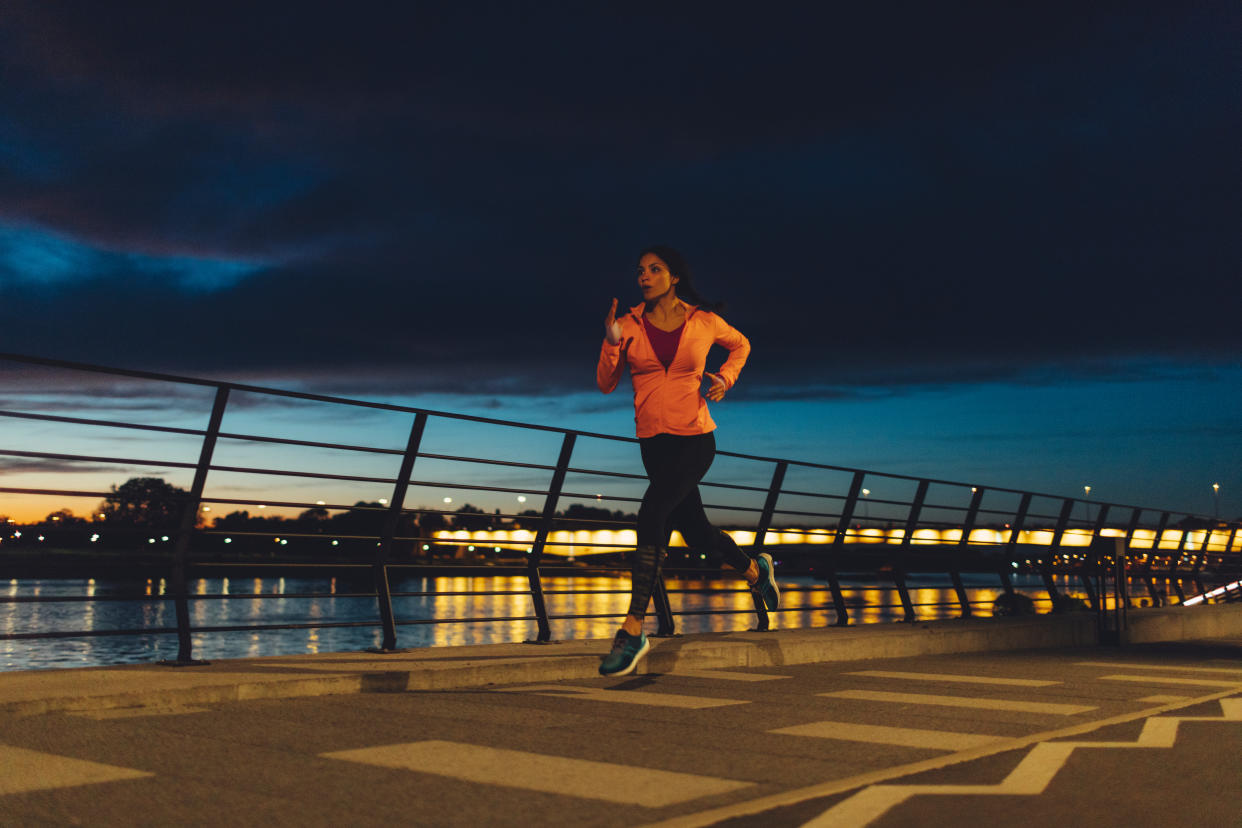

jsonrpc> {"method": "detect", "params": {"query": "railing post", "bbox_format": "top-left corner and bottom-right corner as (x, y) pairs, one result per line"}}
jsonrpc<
(1001, 493), (1032, 597)
(1119, 507), (1142, 608)
(1114, 537), (1129, 637)
(1077, 504), (1110, 610)
(1168, 524), (1190, 604)
(371, 411), (427, 652)
(824, 471), (864, 628)
(952, 486), (986, 618)
(826, 471), (866, 626)
(1040, 498), (1075, 612)
(1141, 512), (1170, 606)
(749, 461), (787, 631)
(1190, 532), (1211, 597)
(894, 480), (928, 623)
(1098, 536), (1129, 645)
(834, 471), (865, 544)
(527, 433), (575, 643)
(166, 385), (230, 666)
(650, 557), (675, 637)
(1212, 524), (1241, 595)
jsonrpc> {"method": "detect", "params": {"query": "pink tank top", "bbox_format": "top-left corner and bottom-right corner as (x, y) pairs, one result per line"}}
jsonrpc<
(643, 317), (684, 369)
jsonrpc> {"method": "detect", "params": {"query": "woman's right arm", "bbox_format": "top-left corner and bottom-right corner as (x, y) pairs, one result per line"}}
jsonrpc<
(597, 298), (630, 393)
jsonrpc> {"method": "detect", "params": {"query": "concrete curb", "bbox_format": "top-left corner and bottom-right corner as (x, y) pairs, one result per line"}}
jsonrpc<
(1, 612), (1111, 716)
(3, 605), (1237, 716)
(1125, 601), (1242, 644)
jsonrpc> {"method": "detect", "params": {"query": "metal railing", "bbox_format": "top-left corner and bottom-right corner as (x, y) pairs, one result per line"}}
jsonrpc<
(1, 351), (1238, 665)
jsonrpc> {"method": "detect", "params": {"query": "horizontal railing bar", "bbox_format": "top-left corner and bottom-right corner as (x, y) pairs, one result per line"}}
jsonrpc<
(216, 431), (406, 456)
(0, 627), (181, 641)
(208, 464), (397, 485)
(775, 488), (847, 501)
(0, 351), (637, 442)
(392, 615), (539, 626)
(0, 448), (198, 471)
(196, 497), (389, 513)
(0, 409), (208, 437)
(562, 467), (646, 482)
(0, 486), (114, 499)
(413, 452), (559, 473)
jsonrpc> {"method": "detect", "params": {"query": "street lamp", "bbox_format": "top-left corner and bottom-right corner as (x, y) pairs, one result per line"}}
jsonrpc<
(1213, 483), (1220, 521)
(1083, 485), (1092, 522)
(861, 488), (871, 522)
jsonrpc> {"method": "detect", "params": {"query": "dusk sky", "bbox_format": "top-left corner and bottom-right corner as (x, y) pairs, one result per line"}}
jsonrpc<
(0, 2), (1238, 523)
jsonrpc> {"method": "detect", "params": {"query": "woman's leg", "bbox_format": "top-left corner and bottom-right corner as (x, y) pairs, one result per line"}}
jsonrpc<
(621, 434), (716, 633)
(666, 488), (756, 578)
(661, 438), (778, 611)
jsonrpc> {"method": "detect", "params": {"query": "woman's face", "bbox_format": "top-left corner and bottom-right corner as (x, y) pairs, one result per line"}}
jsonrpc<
(637, 253), (679, 301)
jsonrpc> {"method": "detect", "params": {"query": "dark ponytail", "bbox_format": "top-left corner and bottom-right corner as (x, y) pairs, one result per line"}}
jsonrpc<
(640, 245), (726, 314)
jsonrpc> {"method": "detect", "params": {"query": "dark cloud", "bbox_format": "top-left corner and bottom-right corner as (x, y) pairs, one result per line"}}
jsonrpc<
(0, 1), (1237, 398)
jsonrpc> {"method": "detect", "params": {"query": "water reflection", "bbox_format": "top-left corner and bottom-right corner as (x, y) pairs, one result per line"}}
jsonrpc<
(2, 573), (1081, 671)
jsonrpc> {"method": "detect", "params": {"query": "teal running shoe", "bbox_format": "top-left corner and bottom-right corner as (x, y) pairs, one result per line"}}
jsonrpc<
(599, 629), (649, 677)
(753, 553), (779, 612)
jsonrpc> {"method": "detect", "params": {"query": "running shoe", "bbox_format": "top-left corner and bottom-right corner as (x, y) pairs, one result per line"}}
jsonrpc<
(599, 629), (650, 677)
(753, 552), (780, 612)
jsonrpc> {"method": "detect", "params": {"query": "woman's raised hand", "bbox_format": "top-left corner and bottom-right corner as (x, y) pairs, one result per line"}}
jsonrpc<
(705, 372), (728, 401)
(605, 298), (623, 345)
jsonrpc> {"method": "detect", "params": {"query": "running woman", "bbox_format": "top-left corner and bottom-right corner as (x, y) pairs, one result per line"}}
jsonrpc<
(595, 245), (778, 677)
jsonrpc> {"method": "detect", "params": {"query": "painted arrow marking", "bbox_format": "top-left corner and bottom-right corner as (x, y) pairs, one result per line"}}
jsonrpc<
(800, 698), (1242, 828)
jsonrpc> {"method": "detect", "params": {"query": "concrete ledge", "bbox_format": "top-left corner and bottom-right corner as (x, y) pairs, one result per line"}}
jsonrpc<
(1125, 602), (1242, 644)
(5, 606), (1237, 716)
(1, 613), (1104, 716)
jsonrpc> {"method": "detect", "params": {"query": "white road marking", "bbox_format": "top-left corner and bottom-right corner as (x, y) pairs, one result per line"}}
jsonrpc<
(322, 740), (752, 806)
(846, 670), (1059, 687)
(638, 689), (1242, 828)
(800, 698), (1242, 828)
(1076, 661), (1242, 675)
(770, 720), (1005, 751)
(820, 690), (1095, 716)
(496, 684), (749, 709)
(664, 669), (791, 682)
(0, 744), (153, 795)
(1099, 674), (1242, 688)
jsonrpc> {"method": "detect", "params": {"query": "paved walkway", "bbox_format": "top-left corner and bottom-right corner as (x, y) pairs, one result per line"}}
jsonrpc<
(2, 616), (1240, 826)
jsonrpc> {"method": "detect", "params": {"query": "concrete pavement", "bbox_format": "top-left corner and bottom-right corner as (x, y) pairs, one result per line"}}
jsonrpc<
(2, 604), (1241, 826)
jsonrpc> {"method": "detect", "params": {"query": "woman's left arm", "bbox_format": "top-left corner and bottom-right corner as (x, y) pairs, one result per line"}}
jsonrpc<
(710, 315), (751, 390)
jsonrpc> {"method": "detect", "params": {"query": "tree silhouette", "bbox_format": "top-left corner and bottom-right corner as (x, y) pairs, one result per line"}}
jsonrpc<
(327, 501), (387, 535)
(98, 477), (189, 530)
(43, 508), (86, 526)
(452, 503), (490, 531)
(296, 507), (330, 530)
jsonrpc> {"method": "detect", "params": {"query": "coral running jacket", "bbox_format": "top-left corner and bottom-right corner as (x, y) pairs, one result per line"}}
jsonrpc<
(597, 301), (750, 438)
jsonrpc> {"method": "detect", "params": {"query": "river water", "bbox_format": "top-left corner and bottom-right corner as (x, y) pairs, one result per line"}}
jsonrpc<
(2, 573), (1074, 671)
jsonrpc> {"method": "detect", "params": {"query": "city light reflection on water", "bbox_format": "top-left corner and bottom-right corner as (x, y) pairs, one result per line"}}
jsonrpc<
(0, 573), (1076, 671)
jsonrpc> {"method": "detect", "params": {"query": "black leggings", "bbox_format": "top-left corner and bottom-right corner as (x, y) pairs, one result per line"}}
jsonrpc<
(627, 432), (753, 619)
